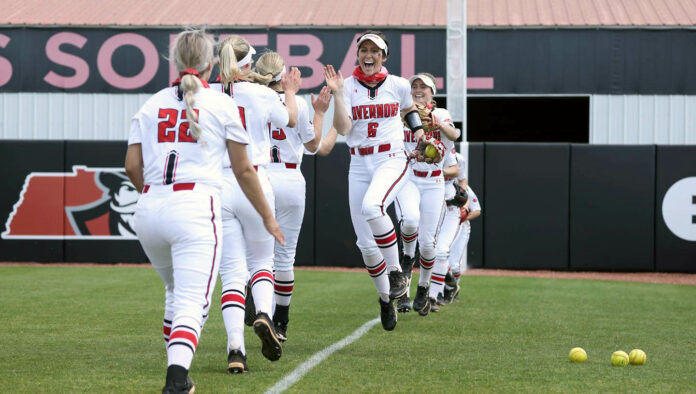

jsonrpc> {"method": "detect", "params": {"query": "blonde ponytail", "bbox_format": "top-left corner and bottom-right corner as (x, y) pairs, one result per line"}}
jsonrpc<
(248, 70), (273, 85)
(170, 28), (214, 144)
(254, 51), (285, 87)
(218, 35), (273, 85)
(181, 74), (203, 141)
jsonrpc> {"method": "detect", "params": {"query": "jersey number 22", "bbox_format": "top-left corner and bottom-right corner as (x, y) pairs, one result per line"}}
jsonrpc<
(157, 108), (199, 143)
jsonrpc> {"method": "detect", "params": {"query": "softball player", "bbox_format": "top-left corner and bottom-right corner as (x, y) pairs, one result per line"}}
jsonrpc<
(394, 73), (460, 315)
(444, 184), (482, 303)
(323, 30), (426, 331)
(255, 51), (332, 342)
(429, 152), (466, 309)
(210, 36), (300, 369)
(125, 29), (281, 393)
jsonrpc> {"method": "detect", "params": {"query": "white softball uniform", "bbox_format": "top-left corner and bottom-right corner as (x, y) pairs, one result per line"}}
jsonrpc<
(431, 150), (463, 298)
(395, 107), (457, 271)
(343, 74), (413, 296)
(129, 84), (247, 366)
(267, 94), (316, 272)
(449, 185), (482, 274)
(210, 81), (288, 354)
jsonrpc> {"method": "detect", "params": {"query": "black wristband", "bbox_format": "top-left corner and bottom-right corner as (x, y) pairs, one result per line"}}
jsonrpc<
(404, 110), (424, 133)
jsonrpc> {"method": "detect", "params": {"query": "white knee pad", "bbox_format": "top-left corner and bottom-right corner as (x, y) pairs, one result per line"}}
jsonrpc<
(358, 245), (381, 259)
(273, 259), (293, 272)
(218, 261), (247, 288)
(247, 260), (274, 277)
(401, 220), (419, 235)
(435, 246), (450, 262)
(361, 200), (383, 221)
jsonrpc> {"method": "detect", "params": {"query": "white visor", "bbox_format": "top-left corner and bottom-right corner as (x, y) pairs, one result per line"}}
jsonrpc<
(273, 66), (287, 82)
(357, 34), (388, 56)
(237, 45), (256, 68)
(409, 74), (437, 95)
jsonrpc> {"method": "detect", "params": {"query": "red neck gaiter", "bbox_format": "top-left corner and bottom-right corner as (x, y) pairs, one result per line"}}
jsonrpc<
(352, 66), (388, 84)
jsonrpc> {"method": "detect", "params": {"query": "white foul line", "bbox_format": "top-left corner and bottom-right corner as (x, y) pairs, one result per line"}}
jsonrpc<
(265, 317), (381, 394)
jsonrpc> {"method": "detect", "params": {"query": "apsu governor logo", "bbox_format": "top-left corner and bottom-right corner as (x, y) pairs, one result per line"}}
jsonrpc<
(2, 166), (138, 240)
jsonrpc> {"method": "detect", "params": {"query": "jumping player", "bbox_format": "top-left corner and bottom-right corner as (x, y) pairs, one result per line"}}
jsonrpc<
(124, 29), (281, 393)
(394, 73), (460, 315)
(323, 30), (425, 331)
(255, 50), (332, 342)
(211, 36), (300, 370)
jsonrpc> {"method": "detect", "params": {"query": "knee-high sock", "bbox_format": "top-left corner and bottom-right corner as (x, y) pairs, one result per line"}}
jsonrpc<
(274, 270), (294, 307)
(368, 215), (401, 272)
(220, 285), (246, 355)
(163, 318), (172, 345)
(430, 258), (449, 298)
(400, 224), (418, 259)
(250, 269), (274, 316)
(418, 254), (435, 287)
(167, 316), (200, 369)
(363, 252), (390, 302)
(454, 270), (462, 286)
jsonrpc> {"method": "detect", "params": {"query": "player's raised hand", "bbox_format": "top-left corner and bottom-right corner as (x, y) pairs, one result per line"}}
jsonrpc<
(282, 67), (302, 94)
(311, 86), (332, 115)
(264, 216), (286, 245)
(323, 65), (343, 92)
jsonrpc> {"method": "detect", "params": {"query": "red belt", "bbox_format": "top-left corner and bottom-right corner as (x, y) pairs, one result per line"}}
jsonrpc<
(284, 163), (297, 169)
(142, 182), (195, 194)
(413, 169), (442, 178)
(350, 143), (391, 156)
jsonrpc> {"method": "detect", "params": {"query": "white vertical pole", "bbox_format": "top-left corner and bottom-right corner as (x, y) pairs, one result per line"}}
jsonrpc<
(447, 0), (469, 269)
(446, 0), (467, 140)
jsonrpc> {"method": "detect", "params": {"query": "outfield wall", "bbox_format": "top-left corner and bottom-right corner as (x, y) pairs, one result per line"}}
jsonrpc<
(1, 141), (694, 272)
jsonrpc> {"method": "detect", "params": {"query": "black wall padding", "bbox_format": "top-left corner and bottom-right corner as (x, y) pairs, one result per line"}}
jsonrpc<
(655, 146), (696, 273)
(466, 143), (484, 268)
(484, 143), (570, 269)
(296, 156), (315, 266)
(569, 145), (655, 271)
(0, 141), (65, 261)
(314, 145), (363, 267)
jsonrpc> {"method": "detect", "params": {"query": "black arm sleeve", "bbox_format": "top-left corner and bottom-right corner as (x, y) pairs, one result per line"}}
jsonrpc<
(404, 110), (423, 133)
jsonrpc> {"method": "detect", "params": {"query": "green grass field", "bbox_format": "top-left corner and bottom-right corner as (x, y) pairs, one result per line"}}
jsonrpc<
(1, 266), (695, 393)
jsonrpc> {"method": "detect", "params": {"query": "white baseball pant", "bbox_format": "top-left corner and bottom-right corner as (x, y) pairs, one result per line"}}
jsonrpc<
(432, 204), (462, 298)
(395, 172), (445, 289)
(218, 166), (275, 354)
(135, 183), (221, 369)
(449, 220), (471, 276)
(349, 147), (410, 299)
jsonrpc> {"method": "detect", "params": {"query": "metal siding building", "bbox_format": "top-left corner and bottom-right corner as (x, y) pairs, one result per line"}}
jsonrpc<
(2, 0), (696, 143)
(0, 92), (324, 140)
(591, 95), (696, 144)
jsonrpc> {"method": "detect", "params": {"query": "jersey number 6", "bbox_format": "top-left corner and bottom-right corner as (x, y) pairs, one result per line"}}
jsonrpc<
(367, 122), (378, 138)
(157, 108), (199, 143)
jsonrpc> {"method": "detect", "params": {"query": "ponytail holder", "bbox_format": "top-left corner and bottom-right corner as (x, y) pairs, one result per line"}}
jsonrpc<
(179, 68), (201, 78)
(172, 68), (209, 88)
(273, 66), (287, 82)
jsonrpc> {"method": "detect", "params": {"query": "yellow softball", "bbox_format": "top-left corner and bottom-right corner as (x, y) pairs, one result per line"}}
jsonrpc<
(569, 347), (587, 363)
(629, 349), (647, 365)
(611, 350), (629, 366)
(425, 144), (438, 158)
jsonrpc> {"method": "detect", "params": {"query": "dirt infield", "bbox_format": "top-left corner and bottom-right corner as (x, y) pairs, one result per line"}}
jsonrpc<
(299, 266), (696, 285)
(3, 262), (693, 286)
